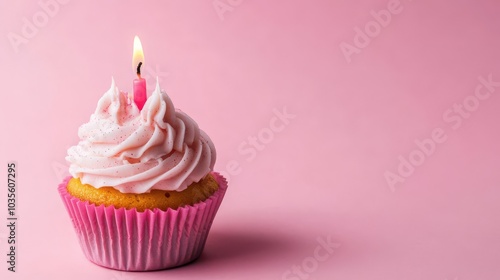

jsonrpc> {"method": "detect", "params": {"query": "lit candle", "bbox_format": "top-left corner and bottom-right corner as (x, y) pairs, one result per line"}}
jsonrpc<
(132, 36), (147, 110)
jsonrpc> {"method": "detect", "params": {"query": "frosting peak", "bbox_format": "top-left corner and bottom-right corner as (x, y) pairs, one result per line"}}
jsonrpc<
(67, 79), (216, 193)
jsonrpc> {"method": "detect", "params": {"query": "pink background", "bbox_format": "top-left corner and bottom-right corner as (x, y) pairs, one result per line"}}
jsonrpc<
(1, 0), (500, 279)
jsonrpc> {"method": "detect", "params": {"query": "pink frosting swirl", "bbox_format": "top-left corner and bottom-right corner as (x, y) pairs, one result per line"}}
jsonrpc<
(66, 79), (216, 193)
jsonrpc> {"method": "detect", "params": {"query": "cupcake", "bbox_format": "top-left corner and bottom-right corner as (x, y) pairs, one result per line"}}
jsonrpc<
(59, 78), (228, 271)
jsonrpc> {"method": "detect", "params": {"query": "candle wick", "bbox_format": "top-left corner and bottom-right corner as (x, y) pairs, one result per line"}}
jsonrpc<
(136, 62), (143, 77)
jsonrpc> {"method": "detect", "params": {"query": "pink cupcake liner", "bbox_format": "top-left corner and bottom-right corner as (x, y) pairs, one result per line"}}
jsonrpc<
(58, 172), (228, 271)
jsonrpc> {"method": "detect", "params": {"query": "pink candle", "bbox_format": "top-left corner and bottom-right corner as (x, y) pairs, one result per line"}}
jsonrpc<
(132, 36), (147, 110)
(134, 62), (147, 110)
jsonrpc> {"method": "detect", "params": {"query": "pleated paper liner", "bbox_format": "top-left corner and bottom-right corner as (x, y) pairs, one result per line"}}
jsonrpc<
(58, 172), (228, 271)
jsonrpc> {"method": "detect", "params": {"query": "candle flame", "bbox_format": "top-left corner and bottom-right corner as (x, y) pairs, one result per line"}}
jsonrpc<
(132, 36), (144, 75)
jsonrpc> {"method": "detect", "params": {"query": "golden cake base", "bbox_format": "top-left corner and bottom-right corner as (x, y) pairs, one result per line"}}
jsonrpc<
(67, 174), (219, 212)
